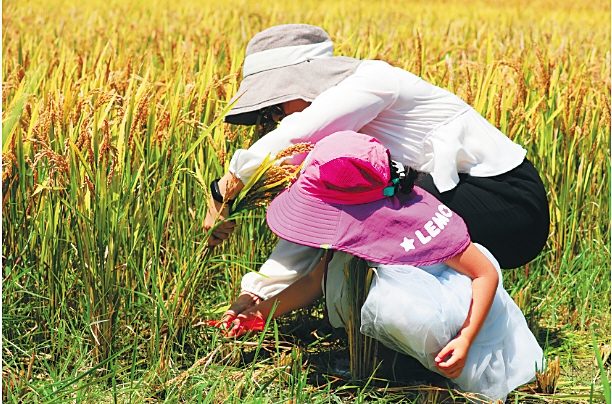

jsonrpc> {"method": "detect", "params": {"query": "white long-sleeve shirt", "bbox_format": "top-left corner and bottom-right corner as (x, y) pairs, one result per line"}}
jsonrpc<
(238, 60), (527, 298)
(230, 60), (526, 194)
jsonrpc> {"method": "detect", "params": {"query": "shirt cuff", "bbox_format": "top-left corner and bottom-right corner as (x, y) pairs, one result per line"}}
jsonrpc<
(229, 148), (261, 184)
(241, 239), (325, 300)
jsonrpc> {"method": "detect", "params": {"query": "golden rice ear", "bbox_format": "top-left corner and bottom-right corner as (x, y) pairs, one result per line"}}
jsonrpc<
(262, 166), (299, 186)
(275, 142), (314, 160)
(232, 143), (312, 213)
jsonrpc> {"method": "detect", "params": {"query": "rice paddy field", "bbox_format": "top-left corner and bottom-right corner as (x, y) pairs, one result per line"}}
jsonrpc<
(2, 0), (611, 402)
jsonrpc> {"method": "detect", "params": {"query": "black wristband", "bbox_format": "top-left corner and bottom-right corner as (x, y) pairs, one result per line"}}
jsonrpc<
(210, 179), (235, 206)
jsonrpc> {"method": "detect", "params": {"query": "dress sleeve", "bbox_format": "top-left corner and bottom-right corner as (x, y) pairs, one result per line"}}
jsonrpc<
(241, 238), (326, 300)
(228, 62), (401, 183)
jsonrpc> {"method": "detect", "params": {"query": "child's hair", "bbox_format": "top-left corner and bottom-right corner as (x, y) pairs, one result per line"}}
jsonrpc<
(389, 159), (420, 194)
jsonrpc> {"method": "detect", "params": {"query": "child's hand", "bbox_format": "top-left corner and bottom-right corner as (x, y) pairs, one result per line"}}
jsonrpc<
(226, 312), (266, 337)
(434, 335), (471, 379)
(221, 292), (262, 329)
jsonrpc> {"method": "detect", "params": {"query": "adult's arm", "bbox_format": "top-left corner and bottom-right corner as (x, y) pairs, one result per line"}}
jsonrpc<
(435, 242), (499, 378)
(229, 61), (400, 183)
(205, 62), (399, 245)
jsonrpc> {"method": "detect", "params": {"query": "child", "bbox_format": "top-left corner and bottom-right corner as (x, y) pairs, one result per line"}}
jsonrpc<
(225, 131), (543, 402)
(205, 23), (549, 271)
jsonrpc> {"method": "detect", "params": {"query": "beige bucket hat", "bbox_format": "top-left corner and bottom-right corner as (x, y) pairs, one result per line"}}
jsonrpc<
(224, 24), (362, 125)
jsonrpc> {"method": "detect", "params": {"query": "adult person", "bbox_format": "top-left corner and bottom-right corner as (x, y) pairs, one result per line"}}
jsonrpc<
(222, 132), (543, 402)
(204, 23), (549, 271)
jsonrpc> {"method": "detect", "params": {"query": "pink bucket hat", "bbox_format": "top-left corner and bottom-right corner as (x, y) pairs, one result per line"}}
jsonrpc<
(266, 131), (470, 266)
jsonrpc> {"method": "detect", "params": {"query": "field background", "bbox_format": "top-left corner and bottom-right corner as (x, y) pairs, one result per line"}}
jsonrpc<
(2, 0), (611, 402)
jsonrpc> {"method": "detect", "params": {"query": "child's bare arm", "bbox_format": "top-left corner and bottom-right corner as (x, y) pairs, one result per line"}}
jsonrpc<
(435, 243), (499, 378)
(229, 252), (328, 333)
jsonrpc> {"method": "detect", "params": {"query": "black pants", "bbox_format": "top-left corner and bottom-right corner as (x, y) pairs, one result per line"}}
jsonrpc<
(415, 159), (550, 269)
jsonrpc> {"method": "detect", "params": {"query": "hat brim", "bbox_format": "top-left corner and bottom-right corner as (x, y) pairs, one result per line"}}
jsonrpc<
(224, 57), (361, 125)
(267, 185), (470, 266)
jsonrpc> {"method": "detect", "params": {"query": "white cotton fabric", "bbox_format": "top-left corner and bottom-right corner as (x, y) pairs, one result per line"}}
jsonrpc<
(241, 239), (325, 300)
(229, 60), (526, 193)
(324, 245), (543, 402)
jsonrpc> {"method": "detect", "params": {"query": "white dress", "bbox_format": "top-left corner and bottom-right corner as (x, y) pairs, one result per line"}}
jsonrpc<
(324, 244), (543, 402)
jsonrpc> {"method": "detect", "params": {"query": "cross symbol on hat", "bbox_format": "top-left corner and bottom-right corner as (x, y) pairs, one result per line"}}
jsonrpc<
(400, 237), (415, 252)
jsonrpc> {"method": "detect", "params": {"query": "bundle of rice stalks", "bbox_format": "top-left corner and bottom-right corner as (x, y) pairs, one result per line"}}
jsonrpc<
(231, 142), (314, 213)
(343, 256), (379, 380)
(535, 356), (560, 394)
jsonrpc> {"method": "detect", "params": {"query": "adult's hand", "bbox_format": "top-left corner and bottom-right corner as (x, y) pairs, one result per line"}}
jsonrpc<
(204, 172), (244, 246)
(204, 199), (236, 246)
(220, 292), (262, 329)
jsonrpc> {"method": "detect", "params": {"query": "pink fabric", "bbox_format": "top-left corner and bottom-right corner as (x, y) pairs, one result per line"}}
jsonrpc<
(205, 317), (266, 336)
(299, 134), (390, 204)
(267, 131), (470, 266)
(229, 317), (266, 336)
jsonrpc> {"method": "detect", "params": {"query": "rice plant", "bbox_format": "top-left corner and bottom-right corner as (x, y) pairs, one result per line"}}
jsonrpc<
(2, 0), (609, 402)
(341, 257), (379, 380)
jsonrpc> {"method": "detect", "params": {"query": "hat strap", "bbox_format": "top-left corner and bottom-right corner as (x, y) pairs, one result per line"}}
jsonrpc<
(383, 178), (400, 197)
(243, 41), (334, 77)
